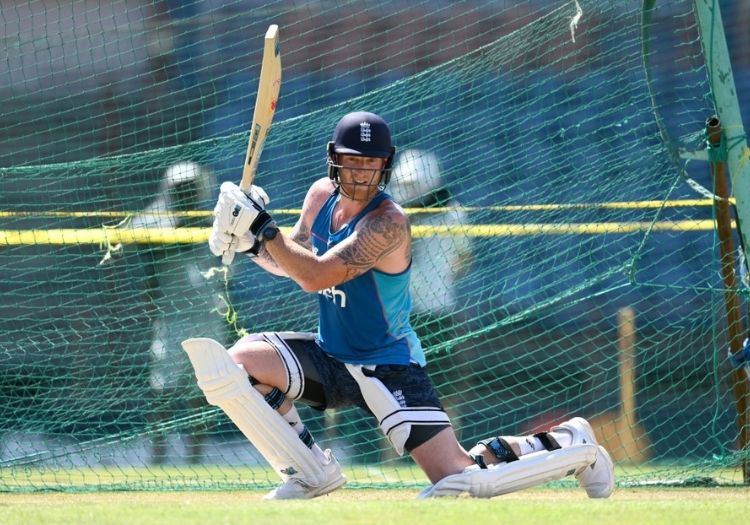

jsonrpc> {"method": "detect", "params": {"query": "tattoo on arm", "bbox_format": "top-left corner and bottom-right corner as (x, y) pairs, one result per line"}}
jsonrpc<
(291, 221), (311, 248)
(336, 214), (406, 280)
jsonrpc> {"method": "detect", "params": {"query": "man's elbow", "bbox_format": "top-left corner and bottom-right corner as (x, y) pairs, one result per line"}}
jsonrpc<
(295, 274), (327, 293)
(299, 280), (320, 293)
(297, 274), (340, 293)
(289, 257), (346, 292)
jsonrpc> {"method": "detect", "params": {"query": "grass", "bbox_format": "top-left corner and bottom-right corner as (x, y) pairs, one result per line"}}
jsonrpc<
(2, 461), (746, 491)
(1, 488), (749, 525)
(1, 463), (748, 524)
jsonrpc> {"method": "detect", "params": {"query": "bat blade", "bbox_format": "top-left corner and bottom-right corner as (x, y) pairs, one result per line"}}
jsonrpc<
(240, 24), (281, 192)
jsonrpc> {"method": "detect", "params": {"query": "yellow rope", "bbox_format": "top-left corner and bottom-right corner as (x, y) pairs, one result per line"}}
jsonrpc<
(0, 198), (726, 219)
(0, 220), (730, 245)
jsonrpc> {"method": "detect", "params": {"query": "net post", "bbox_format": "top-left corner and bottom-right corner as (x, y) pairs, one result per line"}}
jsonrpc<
(616, 306), (650, 463)
(617, 307), (636, 421)
(706, 117), (750, 483)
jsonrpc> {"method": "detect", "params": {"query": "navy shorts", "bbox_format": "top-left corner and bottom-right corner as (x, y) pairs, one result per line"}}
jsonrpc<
(259, 332), (451, 451)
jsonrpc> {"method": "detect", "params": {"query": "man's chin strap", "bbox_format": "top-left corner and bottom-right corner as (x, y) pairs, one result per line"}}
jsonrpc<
(336, 178), (384, 202)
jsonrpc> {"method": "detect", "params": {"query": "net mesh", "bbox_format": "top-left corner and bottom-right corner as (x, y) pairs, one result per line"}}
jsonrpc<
(0, 0), (748, 491)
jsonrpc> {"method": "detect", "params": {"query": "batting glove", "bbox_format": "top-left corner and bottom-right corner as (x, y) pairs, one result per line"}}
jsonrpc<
(214, 182), (275, 241)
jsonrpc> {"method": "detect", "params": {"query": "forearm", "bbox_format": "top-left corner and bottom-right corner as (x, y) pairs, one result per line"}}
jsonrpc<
(264, 234), (328, 292)
(250, 243), (289, 277)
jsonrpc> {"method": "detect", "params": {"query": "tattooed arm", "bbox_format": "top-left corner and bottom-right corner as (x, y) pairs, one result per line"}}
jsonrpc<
(332, 207), (410, 282)
(248, 177), (326, 277)
(263, 199), (411, 293)
(250, 217), (313, 277)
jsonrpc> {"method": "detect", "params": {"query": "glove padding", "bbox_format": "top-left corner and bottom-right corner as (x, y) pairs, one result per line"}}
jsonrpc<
(214, 181), (275, 240)
(209, 219), (261, 265)
(210, 182), (271, 265)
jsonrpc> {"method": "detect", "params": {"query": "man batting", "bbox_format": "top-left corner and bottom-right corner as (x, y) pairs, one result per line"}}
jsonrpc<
(183, 111), (615, 499)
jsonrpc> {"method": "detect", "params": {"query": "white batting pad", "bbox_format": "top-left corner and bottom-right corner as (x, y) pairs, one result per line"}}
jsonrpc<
(181, 337), (326, 485)
(418, 443), (597, 498)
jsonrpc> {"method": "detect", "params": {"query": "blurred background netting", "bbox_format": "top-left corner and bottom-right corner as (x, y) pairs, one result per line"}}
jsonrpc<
(1, 0), (749, 491)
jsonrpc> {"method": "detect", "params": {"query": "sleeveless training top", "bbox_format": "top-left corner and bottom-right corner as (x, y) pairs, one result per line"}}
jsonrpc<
(310, 190), (425, 366)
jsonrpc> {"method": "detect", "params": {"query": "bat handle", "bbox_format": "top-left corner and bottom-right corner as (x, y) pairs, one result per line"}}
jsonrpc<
(239, 170), (255, 193)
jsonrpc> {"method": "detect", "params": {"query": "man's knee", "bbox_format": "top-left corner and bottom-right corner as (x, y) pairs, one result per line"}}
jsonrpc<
(227, 334), (290, 391)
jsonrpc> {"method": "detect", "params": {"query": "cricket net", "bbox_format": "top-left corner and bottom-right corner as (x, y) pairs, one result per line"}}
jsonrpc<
(0, 0), (748, 491)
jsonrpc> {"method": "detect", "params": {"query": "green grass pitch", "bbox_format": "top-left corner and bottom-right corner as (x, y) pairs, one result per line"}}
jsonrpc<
(1, 488), (749, 525)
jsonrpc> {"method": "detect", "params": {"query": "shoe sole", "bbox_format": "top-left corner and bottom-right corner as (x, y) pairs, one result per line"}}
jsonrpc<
(264, 474), (347, 500)
(310, 474), (347, 498)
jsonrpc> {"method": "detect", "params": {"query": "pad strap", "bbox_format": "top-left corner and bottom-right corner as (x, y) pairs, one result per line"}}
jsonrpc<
(533, 431), (562, 451)
(419, 444), (598, 498)
(478, 437), (519, 463)
(264, 387), (314, 447)
(264, 387), (286, 410)
(298, 427), (315, 448)
(470, 453), (488, 469)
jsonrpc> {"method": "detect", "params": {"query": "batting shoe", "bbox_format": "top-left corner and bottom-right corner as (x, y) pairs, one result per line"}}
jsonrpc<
(554, 417), (615, 498)
(263, 449), (346, 500)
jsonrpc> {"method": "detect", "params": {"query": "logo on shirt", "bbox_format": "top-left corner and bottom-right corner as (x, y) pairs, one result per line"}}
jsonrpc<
(319, 285), (347, 308)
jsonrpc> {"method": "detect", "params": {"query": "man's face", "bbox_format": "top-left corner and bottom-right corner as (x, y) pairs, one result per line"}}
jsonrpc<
(337, 154), (387, 202)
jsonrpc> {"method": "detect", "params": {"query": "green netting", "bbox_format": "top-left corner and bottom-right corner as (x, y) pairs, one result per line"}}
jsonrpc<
(0, 0), (748, 492)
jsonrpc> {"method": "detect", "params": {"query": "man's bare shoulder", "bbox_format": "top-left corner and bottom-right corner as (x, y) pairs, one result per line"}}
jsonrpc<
(361, 196), (409, 228)
(333, 195), (410, 276)
(301, 177), (335, 211)
(354, 196), (411, 252)
(309, 177), (336, 197)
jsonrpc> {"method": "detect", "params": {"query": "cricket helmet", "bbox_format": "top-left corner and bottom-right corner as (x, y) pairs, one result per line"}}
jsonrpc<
(327, 111), (396, 189)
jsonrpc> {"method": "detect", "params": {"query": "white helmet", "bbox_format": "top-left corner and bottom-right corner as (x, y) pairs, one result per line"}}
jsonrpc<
(160, 161), (211, 203)
(389, 149), (444, 204)
(163, 161), (202, 187)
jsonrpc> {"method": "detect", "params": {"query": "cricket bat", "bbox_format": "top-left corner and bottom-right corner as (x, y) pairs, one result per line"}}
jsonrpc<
(239, 24), (281, 192)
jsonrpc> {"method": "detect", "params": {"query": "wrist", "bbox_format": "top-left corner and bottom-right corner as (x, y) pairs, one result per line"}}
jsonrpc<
(249, 210), (275, 239)
(261, 223), (280, 242)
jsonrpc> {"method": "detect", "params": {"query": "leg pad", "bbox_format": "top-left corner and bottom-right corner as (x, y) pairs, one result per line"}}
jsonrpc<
(419, 444), (597, 498)
(181, 337), (326, 486)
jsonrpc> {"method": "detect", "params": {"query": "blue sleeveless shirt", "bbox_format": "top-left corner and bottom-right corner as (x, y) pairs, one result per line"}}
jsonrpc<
(310, 190), (425, 366)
